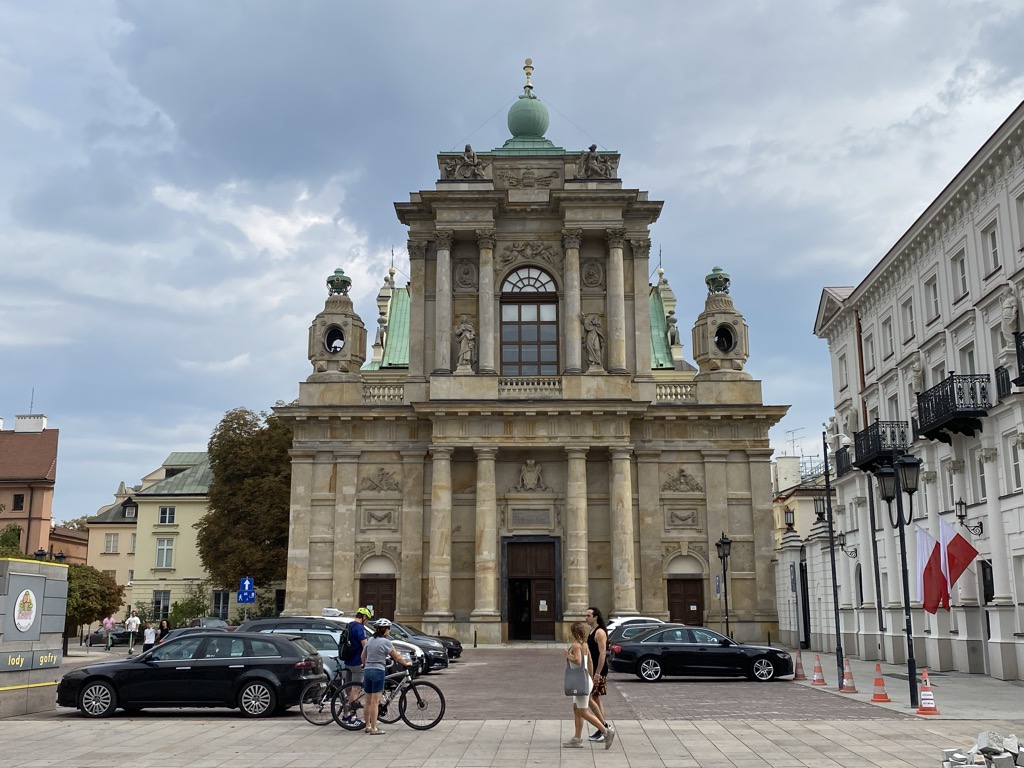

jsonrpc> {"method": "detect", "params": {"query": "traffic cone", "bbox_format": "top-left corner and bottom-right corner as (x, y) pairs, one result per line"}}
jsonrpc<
(839, 658), (858, 693)
(810, 654), (826, 685)
(793, 651), (807, 681)
(916, 668), (940, 715)
(870, 663), (891, 702)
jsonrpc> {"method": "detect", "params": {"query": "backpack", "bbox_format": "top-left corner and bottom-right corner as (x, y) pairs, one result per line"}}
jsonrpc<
(339, 624), (357, 662)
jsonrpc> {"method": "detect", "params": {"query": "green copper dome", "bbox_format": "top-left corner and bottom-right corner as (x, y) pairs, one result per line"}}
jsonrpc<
(508, 92), (549, 138)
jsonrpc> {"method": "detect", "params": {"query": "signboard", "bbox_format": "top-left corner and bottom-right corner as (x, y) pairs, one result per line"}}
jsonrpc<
(237, 576), (256, 604)
(0, 649), (62, 672)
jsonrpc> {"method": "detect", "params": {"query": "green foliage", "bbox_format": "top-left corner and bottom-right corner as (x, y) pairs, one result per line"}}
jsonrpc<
(64, 564), (125, 636)
(196, 407), (291, 589)
(230, 589), (279, 624)
(0, 523), (23, 557)
(59, 515), (91, 532)
(168, 581), (211, 628)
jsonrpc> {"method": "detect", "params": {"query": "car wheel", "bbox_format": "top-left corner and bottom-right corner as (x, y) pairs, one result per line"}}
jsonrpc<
(638, 656), (663, 682)
(79, 680), (117, 717)
(750, 657), (777, 681)
(238, 680), (277, 717)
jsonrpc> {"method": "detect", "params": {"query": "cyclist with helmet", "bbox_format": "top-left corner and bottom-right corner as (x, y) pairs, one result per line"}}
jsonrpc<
(361, 618), (412, 734)
(339, 606), (373, 728)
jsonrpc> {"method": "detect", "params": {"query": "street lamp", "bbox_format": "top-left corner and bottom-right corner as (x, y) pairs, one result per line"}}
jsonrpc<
(784, 507), (795, 531)
(874, 453), (922, 708)
(836, 532), (858, 558)
(715, 532), (732, 637)
(32, 547), (67, 563)
(821, 429), (844, 690)
(954, 497), (983, 535)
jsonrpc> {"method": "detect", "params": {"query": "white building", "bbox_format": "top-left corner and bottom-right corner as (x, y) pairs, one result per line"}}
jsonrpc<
(791, 100), (1024, 681)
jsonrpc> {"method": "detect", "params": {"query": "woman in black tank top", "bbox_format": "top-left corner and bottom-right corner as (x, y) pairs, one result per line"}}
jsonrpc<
(583, 607), (610, 738)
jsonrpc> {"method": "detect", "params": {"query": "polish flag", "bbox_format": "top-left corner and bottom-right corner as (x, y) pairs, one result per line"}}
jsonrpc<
(938, 518), (979, 592)
(915, 526), (948, 614)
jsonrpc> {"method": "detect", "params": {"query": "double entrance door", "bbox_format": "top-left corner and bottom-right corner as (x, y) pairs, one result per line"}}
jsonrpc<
(506, 539), (556, 641)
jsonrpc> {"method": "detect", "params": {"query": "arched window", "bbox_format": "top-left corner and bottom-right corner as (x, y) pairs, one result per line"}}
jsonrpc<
(500, 267), (559, 376)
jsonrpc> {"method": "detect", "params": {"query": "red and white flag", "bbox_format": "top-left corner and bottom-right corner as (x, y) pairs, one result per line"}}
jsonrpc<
(939, 517), (979, 592)
(915, 526), (948, 613)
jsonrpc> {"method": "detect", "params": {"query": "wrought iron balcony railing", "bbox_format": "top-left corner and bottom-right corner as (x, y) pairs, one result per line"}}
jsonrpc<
(916, 373), (991, 445)
(1014, 331), (1024, 387)
(996, 366), (1011, 401)
(852, 420), (909, 472)
(834, 445), (853, 478)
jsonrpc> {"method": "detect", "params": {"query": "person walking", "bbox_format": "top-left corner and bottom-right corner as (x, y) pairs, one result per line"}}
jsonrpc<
(102, 615), (115, 651)
(156, 619), (171, 644)
(361, 618), (412, 735)
(141, 622), (157, 653)
(340, 607), (372, 728)
(584, 606), (611, 741)
(563, 621), (614, 749)
(124, 610), (141, 655)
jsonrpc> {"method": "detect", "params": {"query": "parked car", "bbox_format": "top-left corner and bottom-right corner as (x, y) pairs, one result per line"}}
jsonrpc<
(607, 621), (679, 646)
(604, 616), (665, 633)
(85, 624), (143, 647)
(390, 621), (462, 660)
(609, 625), (793, 682)
(188, 617), (231, 628)
(57, 631), (326, 718)
(161, 626), (230, 643)
(378, 621), (449, 672)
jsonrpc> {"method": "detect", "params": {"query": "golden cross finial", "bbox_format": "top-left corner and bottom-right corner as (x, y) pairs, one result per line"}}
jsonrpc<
(523, 57), (534, 91)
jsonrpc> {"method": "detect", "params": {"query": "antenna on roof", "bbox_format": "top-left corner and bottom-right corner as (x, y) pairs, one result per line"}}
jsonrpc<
(29, 387), (35, 414)
(785, 428), (804, 456)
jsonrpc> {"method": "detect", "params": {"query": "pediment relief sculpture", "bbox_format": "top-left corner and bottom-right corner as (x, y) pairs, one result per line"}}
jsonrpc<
(361, 467), (401, 493)
(662, 468), (704, 493)
(497, 241), (562, 273)
(513, 459), (547, 492)
(497, 168), (558, 188)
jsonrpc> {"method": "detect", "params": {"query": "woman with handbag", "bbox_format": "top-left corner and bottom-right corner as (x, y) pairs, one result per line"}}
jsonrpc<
(563, 622), (614, 749)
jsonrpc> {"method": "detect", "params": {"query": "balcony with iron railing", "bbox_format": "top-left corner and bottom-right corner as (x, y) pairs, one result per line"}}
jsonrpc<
(834, 445), (853, 478)
(1014, 331), (1024, 387)
(916, 372), (991, 445)
(852, 419), (910, 472)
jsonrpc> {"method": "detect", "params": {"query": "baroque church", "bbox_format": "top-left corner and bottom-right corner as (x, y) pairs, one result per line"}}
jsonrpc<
(278, 61), (788, 642)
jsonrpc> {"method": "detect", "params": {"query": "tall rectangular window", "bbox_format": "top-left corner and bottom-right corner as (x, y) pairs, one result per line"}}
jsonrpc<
(128, 569), (134, 583)
(864, 334), (876, 371)
(925, 277), (940, 321)
(960, 343), (976, 375)
(976, 451), (988, 502)
(213, 590), (230, 620)
(129, 532), (136, 554)
(152, 590), (171, 620)
(104, 533), (119, 554)
(901, 299), (916, 340)
(159, 506), (176, 524)
(951, 250), (968, 296)
(882, 318), (894, 357)
(983, 225), (1000, 273)
(12, 494), (25, 511)
(838, 354), (849, 390)
(931, 361), (947, 387)
(943, 460), (955, 509)
(887, 393), (900, 420)
(1009, 439), (1022, 493)
(156, 538), (174, 568)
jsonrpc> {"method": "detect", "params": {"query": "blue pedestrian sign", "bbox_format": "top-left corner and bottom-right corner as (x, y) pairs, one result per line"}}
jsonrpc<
(237, 576), (256, 604)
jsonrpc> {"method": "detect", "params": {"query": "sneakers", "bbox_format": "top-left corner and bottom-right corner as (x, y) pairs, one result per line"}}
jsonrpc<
(604, 726), (616, 750)
(563, 737), (584, 748)
(342, 715), (364, 728)
(588, 732), (604, 743)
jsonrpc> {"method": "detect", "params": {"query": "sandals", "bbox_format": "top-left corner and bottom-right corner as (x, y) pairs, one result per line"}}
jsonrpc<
(365, 728), (385, 735)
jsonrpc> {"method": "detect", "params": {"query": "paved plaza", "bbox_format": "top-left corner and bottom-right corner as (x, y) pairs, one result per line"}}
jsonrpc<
(4, 646), (1022, 767)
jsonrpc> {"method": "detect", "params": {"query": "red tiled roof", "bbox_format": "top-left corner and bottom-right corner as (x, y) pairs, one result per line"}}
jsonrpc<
(0, 429), (59, 482)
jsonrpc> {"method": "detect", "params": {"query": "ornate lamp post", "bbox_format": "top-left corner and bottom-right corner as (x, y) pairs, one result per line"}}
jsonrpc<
(836, 532), (858, 558)
(820, 429), (844, 689)
(955, 497), (984, 535)
(715, 532), (732, 637)
(873, 453), (922, 708)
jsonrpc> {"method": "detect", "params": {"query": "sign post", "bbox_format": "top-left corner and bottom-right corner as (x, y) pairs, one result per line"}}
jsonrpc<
(237, 577), (256, 622)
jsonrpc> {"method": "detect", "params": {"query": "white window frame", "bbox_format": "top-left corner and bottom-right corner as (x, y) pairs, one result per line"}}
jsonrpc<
(942, 459), (955, 510)
(959, 343), (976, 375)
(1007, 437), (1022, 493)
(213, 590), (230, 620)
(901, 299), (916, 341)
(152, 590), (171, 620)
(887, 392), (900, 421)
(838, 353), (849, 390)
(925, 277), (940, 322)
(156, 538), (174, 569)
(159, 506), (176, 525)
(931, 361), (947, 388)
(864, 334), (876, 371)
(104, 533), (119, 554)
(881, 317), (894, 358)
(974, 450), (988, 502)
(951, 250), (968, 297)
(983, 224), (1000, 274)
(129, 532), (136, 554)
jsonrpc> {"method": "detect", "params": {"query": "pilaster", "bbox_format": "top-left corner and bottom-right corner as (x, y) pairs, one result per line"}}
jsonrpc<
(562, 229), (583, 373)
(564, 447), (590, 617)
(476, 230), (496, 375)
(433, 230), (454, 374)
(609, 446), (637, 614)
(605, 229), (627, 374)
(425, 446), (454, 621)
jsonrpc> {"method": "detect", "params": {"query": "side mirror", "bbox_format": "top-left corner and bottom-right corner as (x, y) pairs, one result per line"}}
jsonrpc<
(719, 638), (731, 646)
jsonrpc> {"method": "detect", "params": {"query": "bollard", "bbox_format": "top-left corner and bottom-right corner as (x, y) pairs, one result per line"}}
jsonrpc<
(474, 630), (477, 648)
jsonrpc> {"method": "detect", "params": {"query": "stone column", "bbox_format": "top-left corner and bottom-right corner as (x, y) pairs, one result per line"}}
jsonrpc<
(407, 241), (428, 381)
(980, 446), (1018, 679)
(398, 450), (425, 620)
(472, 447), (499, 618)
(433, 230), (454, 374)
(564, 447), (590, 617)
(332, 450), (361, 610)
(562, 229), (583, 373)
(635, 450), (666, 617)
(605, 229), (628, 374)
(476, 230), (497, 375)
(630, 238), (654, 377)
(283, 449), (315, 615)
(425, 446), (454, 621)
(703, 450), (729, 630)
(609, 446), (638, 614)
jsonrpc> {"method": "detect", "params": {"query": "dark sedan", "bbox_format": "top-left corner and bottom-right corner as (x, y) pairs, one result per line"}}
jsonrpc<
(609, 625), (793, 682)
(57, 631), (326, 718)
(85, 625), (142, 647)
(392, 621), (463, 660)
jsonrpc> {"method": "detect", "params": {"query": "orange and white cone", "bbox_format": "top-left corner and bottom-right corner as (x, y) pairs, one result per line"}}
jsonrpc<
(811, 654), (826, 686)
(793, 651), (807, 681)
(916, 668), (940, 715)
(870, 663), (891, 702)
(839, 658), (858, 693)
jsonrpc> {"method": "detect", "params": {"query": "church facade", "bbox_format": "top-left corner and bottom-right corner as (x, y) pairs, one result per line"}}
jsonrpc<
(278, 63), (788, 642)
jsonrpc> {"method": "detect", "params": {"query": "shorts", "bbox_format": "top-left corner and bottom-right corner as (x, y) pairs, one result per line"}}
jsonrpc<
(344, 664), (364, 685)
(363, 667), (385, 694)
(591, 675), (607, 697)
(572, 694), (590, 709)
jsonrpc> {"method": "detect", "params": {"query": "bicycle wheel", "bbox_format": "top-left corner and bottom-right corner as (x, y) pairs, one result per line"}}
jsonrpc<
(377, 679), (403, 724)
(299, 681), (335, 726)
(399, 680), (445, 730)
(331, 682), (368, 730)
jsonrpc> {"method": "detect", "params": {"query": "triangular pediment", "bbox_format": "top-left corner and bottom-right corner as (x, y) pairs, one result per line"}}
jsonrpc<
(814, 286), (854, 338)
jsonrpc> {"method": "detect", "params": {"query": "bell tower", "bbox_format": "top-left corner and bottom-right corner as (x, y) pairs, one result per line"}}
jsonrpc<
(307, 268), (367, 382)
(691, 266), (751, 380)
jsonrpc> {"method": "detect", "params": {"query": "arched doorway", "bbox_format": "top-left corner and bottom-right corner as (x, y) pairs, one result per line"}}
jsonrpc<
(358, 554), (396, 620)
(666, 554), (704, 625)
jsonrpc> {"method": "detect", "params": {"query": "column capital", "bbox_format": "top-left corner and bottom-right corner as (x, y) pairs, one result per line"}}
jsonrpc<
(605, 228), (626, 249)
(407, 240), (428, 259)
(429, 445), (454, 460)
(474, 446), (499, 460)
(475, 229), (496, 249)
(610, 445), (634, 460)
(565, 446), (590, 460)
(401, 449), (427, 462)
(562, 228), (583, 250)
(435, 230), (454, 250)
(629, 238), (651, 259)
(634, 449), (662, 461)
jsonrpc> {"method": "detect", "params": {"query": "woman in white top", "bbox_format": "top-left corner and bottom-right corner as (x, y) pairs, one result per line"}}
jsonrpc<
(563, 621), (614, 749)
(360, 618), (412, 735)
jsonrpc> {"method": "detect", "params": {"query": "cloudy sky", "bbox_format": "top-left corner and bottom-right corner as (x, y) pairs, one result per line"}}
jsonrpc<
(2, 1), (1023, 521)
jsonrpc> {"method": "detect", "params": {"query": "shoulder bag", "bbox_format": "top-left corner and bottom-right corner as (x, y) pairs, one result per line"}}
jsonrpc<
(564, 657), (590, 696)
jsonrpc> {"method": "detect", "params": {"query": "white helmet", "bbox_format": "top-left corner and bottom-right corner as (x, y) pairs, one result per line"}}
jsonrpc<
(375, 618), (392, 628)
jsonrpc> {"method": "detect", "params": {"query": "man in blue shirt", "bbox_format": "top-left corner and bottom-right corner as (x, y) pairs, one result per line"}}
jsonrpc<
(341, 607), (372, 727)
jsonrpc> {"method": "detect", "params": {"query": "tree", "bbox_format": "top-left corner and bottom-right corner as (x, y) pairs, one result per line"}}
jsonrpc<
(59, 515), (91, 531)
(168, 581), (212, 628)
(64, 564), (124, 654)
(0, 523), (23, 557)
(196, 407), (291, 589)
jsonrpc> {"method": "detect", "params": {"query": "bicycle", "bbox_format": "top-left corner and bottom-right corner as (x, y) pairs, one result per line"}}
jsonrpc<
(299, 663), (347, 726)
(331, 666), (445, 731)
